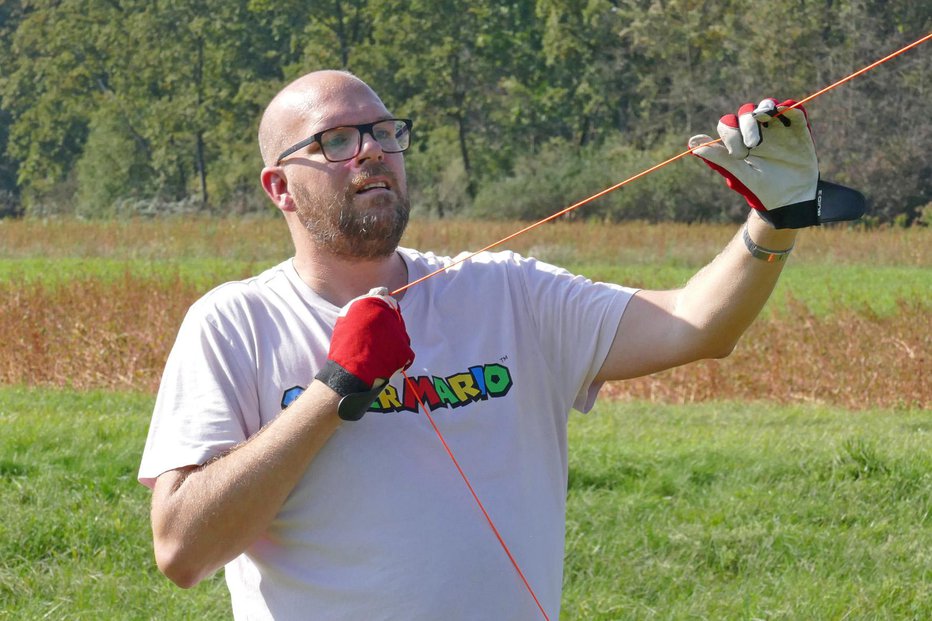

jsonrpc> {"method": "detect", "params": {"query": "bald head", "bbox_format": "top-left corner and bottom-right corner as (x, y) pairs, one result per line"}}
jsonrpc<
(258, 71), (389, 167)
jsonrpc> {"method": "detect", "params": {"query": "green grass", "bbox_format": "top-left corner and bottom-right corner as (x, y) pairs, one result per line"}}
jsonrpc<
(0, 388), (228, 620)
(564, 401), (932, 620)
(1, 388), (928, 619)
(0, 257), (274, 290)
(569, 263), (930, 317)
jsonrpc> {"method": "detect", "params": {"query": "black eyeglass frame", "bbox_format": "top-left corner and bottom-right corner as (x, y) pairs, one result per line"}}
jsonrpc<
(275, 118), (413, 165)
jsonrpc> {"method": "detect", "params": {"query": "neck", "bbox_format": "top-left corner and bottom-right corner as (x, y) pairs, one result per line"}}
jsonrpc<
(293, 248), (408, 308)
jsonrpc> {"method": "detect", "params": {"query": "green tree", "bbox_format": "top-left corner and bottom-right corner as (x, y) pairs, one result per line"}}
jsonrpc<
(74, 101), (154, 217)
(361, 0), (541, 208)
(0, 0), (23, 213)
(534, 0), (632, 145)
(0, 0), (928, 222)
(1, 0), (100, 211)
(1, 0), (298, 214)
(735, 0), (930, 222)
(246, 0), (374, 74)
(116, 0), (268, 207)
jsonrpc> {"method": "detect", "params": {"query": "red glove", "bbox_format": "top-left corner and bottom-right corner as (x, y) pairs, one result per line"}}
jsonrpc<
(315, 287), (414, 421)
(689, 98), (864, 228)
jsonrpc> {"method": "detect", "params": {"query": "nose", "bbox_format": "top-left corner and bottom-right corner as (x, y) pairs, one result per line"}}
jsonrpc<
(355, 129), (384, 162)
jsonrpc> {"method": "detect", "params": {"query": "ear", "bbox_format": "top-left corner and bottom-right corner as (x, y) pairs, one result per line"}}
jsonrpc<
(261, 167), (297, 213)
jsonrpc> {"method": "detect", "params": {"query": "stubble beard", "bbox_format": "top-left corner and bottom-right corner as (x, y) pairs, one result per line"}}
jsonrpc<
(293, 167), (410, 260)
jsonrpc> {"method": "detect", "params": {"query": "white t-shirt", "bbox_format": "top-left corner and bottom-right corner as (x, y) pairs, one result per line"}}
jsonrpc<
(139, 248), (636, 620)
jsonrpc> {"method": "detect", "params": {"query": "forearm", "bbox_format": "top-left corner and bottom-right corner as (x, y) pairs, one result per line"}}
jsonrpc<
(674, 209), (797, 356)
(151, 380), (342, 588)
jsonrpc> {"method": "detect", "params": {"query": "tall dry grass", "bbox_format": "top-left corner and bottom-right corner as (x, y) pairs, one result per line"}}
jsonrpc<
(605, 297), (929, 409)
(1, 276), (926, 409)
(1, 218), (928, 407)
(0, 274), (197, 393)
(0, 217), (294, 262)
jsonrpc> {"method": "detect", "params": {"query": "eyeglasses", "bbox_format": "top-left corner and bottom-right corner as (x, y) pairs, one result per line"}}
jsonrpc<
(276, 118), (413, 165)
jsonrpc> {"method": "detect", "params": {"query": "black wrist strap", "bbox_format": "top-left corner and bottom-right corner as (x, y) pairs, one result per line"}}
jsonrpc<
(315, 360), (369, 396)
(315, 360), (381, 421)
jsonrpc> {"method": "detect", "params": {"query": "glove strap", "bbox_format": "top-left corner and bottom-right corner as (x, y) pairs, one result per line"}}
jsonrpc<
(758, 179), (867, 229)
(742, 225), (794, 263)
(315, 360), (383, 421)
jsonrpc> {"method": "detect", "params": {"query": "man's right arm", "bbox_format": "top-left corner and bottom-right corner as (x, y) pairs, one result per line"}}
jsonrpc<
(151, 380), (342, 588)
(150, 287), (414, 588)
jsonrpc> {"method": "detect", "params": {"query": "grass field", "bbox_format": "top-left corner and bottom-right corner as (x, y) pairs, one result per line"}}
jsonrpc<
(1, 218), (929, 618)
(2, 218), (928, 407)
(0, 389), (229, 619)
(0, 389), (928, 619)
(563, 402), (931, 620)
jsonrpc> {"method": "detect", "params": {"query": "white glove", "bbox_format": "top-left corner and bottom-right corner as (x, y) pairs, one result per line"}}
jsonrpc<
(689, 98), (864, 229)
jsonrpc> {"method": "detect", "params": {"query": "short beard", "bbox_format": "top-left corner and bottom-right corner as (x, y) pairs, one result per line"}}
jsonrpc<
(293, 169), (410, 260)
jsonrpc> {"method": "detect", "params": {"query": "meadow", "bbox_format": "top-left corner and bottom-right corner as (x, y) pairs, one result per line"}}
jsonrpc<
(2, 218), (928, 407)
(1, 217), (929, 619)
(1, 389), (929, 620)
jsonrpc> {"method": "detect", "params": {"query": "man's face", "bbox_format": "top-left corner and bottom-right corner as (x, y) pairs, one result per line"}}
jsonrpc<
(292, 160), (409, 260)
(283, 83), (410, 260)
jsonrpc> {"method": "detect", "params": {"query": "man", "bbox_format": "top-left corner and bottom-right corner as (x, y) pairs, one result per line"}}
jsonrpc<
(139, 70), (861, 619)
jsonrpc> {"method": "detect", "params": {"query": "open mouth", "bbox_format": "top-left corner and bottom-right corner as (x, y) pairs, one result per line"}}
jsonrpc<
(356, 180), (390, 194)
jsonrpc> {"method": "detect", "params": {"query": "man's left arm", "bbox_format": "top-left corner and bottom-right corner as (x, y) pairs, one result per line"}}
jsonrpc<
(596, 209), (795, 382)
(596, 98), (865, 383)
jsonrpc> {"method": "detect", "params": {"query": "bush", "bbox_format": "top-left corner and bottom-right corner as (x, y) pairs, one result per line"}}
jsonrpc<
(470, 133), (738, 223)
(916, 202), (932, 227)
(406, 125), (473, 219)
(22, 173), (79, 218)
(0, 189), (21, 218)
(111, 195), (205, 218)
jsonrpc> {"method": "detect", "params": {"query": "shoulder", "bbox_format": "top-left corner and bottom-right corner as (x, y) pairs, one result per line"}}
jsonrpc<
(399, 246), (630, 303)
(399, 246), (552, 277)
(184, 260), (296, 329)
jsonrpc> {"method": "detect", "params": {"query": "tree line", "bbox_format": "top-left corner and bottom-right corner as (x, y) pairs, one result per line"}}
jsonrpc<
(0, 0), (929, 224)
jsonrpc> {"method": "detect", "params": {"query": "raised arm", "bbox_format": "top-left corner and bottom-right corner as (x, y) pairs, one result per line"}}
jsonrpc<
(597, 98), (864, 382)
(596, 210), (795, 381)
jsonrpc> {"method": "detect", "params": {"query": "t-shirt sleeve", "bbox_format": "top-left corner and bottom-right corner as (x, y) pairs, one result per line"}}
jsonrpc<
(138, 291), (261, 488)
(515, 256), (638, 413)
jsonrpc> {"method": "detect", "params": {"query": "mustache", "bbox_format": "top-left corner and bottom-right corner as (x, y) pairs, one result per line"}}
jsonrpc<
(350, 162), (399, 189)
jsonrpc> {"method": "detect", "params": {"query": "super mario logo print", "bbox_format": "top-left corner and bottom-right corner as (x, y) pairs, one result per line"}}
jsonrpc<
(279, 362), (514, 414)
(371, 363), (513, 413)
